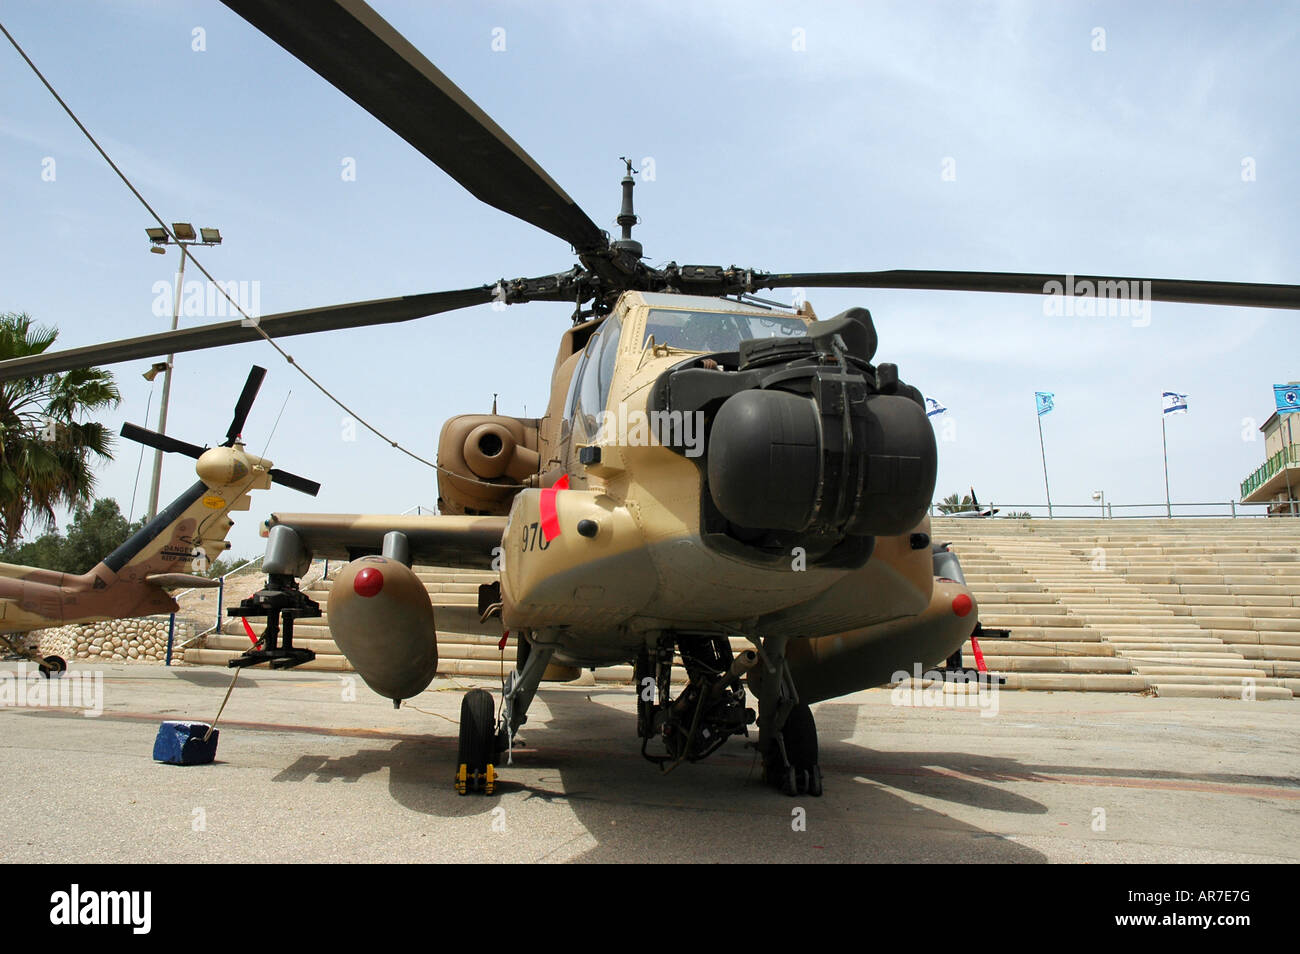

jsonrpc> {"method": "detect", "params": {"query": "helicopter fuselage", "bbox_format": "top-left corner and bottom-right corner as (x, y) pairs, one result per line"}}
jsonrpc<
(462, 292), (962, 671)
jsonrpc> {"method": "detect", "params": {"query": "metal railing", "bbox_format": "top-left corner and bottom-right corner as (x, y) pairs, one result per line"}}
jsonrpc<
(1240, 443), (1299, 498)
(930, 500), (1296, 520)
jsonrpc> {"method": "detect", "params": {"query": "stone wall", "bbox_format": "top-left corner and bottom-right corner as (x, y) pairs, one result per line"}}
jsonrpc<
(23, 617), (194, 665)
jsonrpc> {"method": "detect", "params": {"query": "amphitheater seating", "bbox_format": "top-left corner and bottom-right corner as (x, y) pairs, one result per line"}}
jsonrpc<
(936, 517), (1299, 699)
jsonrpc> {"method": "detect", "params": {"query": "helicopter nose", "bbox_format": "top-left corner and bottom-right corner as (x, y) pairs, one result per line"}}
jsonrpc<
(649, 306), (937, 562)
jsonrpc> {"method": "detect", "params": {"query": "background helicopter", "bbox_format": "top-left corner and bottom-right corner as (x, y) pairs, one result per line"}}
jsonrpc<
(1, 1), (1296, 795)
(0, 366), (317, 674)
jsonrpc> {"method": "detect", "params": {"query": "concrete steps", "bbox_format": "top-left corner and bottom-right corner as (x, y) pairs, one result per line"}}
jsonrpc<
(942, 517), (1299, 699)
(180, 518), (1297, 700)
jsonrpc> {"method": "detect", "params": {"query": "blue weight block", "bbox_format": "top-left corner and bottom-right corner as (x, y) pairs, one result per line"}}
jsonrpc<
(153, 721), (219, 765)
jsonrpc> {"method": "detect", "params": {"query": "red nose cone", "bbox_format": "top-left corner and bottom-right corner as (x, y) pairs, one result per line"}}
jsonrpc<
(354, 567), (384, 598)
(952, 593), (973, 618)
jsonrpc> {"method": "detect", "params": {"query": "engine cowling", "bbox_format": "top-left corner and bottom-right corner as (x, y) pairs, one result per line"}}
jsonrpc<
(327, 556), (438, 703)
(436, 414), (541, 515)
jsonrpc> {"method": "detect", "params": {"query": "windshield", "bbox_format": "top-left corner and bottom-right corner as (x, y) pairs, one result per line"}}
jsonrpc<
(643, 308), (806, 353)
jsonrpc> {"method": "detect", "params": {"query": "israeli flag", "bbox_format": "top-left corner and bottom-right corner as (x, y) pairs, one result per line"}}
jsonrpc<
(1275, 384), (1300, 415)
(1035, 391), (1055, 416)
(925, 396), (947, 418)
(1163, 391), (1189, 415)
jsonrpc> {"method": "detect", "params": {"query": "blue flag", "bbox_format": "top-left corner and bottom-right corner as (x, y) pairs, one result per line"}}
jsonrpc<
(1035, 391), (1055, 416)
(1163, 391), (1188, 415)
(1275, 384), (1300, 415)
(925, 396), (947, 418)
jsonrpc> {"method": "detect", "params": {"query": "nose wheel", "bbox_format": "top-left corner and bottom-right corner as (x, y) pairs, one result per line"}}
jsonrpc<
(754, 637), (824, 797)
(762, 702), (822, 796)
(778, 702), (823, 797)
(455, 688), (498, 795)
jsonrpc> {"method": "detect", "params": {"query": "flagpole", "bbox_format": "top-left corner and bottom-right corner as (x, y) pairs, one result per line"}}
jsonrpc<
(1286, 413), (1297, 517)
(1037, 411), (1053, 518)
(1162, 412), (1171, 518)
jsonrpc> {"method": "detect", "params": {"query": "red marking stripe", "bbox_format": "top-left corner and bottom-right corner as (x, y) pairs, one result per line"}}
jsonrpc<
(240, 617), (257, 644)
(970, 634), (987, 673)
(539, 473), (569, 541)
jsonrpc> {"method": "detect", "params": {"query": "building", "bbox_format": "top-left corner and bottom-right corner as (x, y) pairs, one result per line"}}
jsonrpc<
(1240, 384), (1299, 516)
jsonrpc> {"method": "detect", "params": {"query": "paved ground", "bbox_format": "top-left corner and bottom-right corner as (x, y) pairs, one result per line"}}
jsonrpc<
(1, 662), (1297, 863)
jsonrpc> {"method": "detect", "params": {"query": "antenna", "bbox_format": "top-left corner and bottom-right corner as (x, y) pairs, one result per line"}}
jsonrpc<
(613, 157), (642, 258)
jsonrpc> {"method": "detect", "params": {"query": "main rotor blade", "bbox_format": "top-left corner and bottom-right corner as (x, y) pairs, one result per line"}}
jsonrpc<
(120, 422), (206, 460)
(269, 468), (321, 497)
(0, 286), (494, 381)
(221, 0), (608, 254)
(224, 365), (267, 447)
(757, 270), (1300, 310)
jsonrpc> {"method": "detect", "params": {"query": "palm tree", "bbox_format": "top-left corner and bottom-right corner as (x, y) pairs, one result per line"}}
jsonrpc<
(936, 491), (976, 514)
(0, 313), (120, 547)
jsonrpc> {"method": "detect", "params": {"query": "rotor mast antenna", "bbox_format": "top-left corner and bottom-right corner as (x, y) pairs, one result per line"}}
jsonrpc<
(613, 157), (642, 259)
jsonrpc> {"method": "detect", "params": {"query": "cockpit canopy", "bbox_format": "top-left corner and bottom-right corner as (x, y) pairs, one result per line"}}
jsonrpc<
(644, 308), (807, 354)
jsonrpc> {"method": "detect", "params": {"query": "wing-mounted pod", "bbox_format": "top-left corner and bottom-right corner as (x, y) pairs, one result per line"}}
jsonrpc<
(327, 554), (438, 704)
(437, 414), (541, 515)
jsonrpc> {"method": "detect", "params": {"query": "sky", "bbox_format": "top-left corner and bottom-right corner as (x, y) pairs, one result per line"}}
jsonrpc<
(1, 0), (1297, 558)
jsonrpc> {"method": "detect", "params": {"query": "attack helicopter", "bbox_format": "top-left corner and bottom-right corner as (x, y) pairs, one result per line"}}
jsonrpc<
(2, 0), (1296, 797)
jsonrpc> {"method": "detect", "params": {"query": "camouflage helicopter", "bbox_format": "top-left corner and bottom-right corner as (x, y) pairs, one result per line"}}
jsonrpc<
(2, 0), (1297, 796)
(0, 367), (318, 675)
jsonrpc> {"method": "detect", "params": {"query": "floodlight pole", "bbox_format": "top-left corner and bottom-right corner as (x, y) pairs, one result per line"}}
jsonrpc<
(146, 244), (188, 522)
(141, 223), (223, 521)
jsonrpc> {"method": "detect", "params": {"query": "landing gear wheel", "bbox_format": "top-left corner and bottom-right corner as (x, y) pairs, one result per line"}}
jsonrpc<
(39, 655), (66, 679)
(799, 765), (824, 797)
(781, 765), (798, 796)
(455, 688), (497, 795)
(782, 703), (823, 797)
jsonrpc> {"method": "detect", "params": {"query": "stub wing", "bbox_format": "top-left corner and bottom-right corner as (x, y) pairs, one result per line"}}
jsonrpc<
(144, 573), (221, 589)
(264, 513), (507, 570)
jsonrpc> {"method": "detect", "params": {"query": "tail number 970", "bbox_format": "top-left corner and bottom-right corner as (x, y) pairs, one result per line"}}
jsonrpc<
(520, 521), (551, 552)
